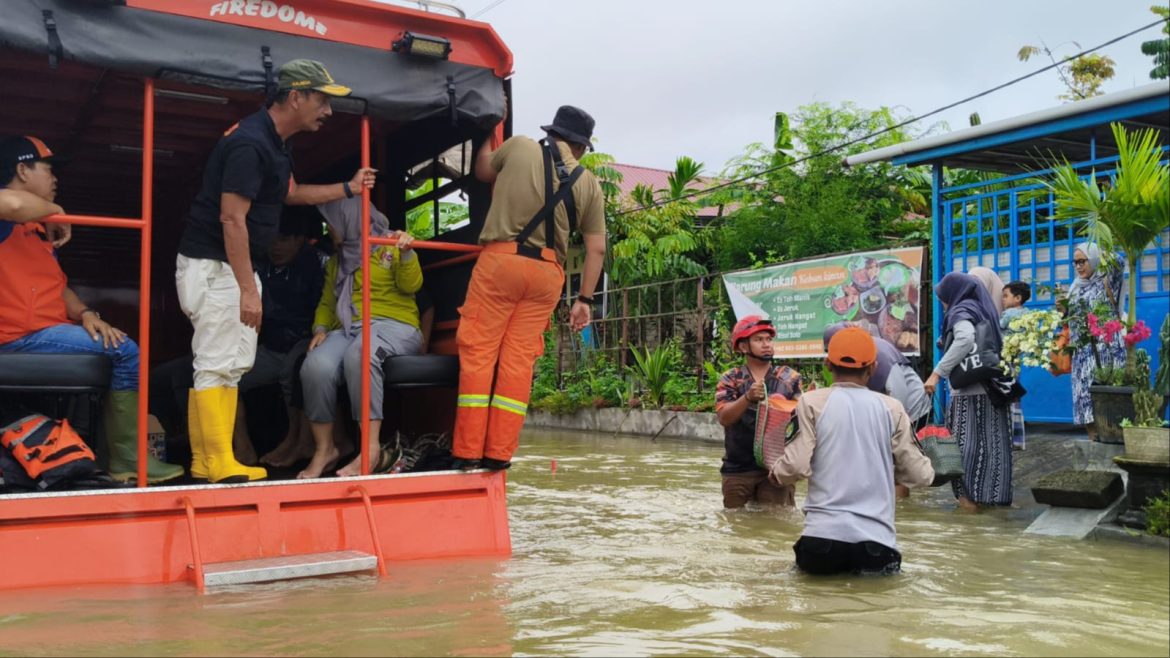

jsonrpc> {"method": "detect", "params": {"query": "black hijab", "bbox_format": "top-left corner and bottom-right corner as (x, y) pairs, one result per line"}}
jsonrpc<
(935, 272), (1003, 350)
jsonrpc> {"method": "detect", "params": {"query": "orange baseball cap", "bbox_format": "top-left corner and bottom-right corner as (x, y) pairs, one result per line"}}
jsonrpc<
(0, 135), (62, 169)
(826, 326), (877, 368)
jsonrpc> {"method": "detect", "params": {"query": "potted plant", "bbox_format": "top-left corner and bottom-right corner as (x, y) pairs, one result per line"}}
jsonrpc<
(1121, 386), (1170, 462)
(1042, 122), (1170, 439)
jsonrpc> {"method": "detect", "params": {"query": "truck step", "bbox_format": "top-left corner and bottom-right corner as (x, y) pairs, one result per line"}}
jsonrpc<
(198, 550), (378, 587)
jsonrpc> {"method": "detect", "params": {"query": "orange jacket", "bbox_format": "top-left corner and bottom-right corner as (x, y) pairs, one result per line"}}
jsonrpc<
(0, 221), (69, 345)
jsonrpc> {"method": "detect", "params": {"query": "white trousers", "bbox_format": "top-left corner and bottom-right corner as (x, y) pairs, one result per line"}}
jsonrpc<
(176, 254), (260, 390)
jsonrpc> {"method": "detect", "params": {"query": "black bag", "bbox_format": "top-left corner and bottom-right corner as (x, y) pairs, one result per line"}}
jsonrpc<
(983, 376), (1027, 407)
(946, 320), (1003, 389)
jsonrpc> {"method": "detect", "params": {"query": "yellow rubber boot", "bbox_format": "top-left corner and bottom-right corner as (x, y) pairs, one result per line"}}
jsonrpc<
(187, 389), (208, 482)
(193, 387), (266, 483)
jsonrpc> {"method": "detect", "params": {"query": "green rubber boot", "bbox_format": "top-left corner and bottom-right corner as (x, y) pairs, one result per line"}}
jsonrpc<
(105, 390), (185, 484)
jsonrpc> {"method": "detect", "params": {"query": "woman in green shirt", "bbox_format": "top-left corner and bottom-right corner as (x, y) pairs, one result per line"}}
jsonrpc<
(298, 198), (423, 478)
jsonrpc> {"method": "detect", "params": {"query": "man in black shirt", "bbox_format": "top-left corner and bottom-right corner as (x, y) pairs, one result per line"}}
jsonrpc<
(176, 59), (374, 483)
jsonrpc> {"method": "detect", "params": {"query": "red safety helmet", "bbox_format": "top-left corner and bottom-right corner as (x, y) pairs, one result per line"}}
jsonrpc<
(731, 315), (775, 349)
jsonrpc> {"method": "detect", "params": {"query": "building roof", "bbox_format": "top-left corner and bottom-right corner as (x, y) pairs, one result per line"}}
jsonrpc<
(611, 163), (729, 218)
(845, 82), (1169, 173)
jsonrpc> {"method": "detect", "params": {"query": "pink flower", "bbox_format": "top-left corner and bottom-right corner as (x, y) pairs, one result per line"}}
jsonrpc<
(1125, 320), (1152, 347)
(1087, 313), (1103, 339)
(1103, 320), (1124, 342)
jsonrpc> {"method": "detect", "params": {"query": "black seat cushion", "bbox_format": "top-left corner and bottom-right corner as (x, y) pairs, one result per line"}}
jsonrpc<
(0, 353), (112, 392)
(383, 354), (459, 389)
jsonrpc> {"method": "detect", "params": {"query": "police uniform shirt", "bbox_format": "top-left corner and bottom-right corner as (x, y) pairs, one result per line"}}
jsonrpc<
(178, 109), (293, 264)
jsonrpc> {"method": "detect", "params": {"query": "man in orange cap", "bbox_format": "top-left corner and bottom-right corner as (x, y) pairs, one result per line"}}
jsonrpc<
(452, 105), (607, 471)
(715, 315), (802, 508)
(0, 135), (183, 484)
(771, 326), (934, 575)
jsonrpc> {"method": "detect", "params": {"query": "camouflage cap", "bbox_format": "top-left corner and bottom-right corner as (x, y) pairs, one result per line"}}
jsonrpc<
(277, 59), (351, 97)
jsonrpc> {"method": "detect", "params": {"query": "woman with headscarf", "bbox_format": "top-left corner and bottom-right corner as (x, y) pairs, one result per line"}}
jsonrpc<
(924, 272), (1013, 511)
(1066, 242), (1126, 440)
(298, 197), (424, 478)
(968, 267), (1005, 315)
(968, 267), (1025, 451)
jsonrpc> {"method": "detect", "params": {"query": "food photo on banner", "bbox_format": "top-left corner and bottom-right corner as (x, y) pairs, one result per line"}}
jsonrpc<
(722, 247), (924, 358)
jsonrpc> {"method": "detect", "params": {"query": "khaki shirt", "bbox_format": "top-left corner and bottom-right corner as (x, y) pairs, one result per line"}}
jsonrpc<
(478, 136), (606, 263)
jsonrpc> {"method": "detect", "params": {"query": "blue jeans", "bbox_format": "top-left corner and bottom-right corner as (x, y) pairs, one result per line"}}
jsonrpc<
(0, 323), (140, 391)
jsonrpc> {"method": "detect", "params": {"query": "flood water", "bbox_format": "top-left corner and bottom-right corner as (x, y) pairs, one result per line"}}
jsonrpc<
(1, 428), (1168, 657)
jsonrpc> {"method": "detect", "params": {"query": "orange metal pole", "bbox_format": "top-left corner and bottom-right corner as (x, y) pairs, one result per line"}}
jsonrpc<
(422, 251), (480, 272)
(181, 497), (206, 593)
(368, 236), (482, 253)
(350, 485), (389, 576)
(137, 78), (155, 488)
(37, 214), (145, 229)
(359, 117), (372, 476)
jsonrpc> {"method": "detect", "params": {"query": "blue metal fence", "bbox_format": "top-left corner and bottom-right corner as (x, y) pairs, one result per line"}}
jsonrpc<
(935, 151), (1170, 423)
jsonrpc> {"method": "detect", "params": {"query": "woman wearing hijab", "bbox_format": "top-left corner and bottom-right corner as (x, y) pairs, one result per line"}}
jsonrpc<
(924, 272), (1013, 512)
(968, 267), (1025, 451)
(1066, 242), (1126, 440)
(298, 198), (424, 478)
(968, 267), (1005, 315)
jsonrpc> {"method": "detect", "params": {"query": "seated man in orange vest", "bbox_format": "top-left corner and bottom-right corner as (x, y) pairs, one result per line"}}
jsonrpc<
(0, 135), (183, 484)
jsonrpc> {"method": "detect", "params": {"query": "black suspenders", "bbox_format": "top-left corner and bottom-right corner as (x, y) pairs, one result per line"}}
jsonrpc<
(514, 137), (585, 260)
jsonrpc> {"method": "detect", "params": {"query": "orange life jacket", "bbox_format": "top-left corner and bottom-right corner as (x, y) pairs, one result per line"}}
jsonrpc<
(0, 414), (95, 489)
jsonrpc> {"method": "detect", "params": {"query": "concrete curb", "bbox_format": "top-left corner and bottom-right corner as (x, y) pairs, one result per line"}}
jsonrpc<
(526, 408), (723, 444)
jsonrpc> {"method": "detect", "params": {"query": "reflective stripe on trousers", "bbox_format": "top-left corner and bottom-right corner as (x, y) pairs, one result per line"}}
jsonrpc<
(453, 245), (563, 462)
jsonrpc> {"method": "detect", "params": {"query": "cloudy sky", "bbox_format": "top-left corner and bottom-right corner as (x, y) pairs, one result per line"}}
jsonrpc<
(424, 0), (1166, 175)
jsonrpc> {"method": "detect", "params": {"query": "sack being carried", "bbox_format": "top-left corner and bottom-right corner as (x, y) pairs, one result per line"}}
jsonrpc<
(0, 414), (123, 492)
(753, 394), (798, 470)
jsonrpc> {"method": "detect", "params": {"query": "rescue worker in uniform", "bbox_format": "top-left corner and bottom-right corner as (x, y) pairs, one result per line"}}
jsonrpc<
(176, 59), (374, 483)
(452, 106), (607, 470)
(0, 135), (184, 483)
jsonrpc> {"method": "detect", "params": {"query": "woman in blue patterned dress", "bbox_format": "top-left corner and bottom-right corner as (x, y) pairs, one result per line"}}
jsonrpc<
(1067, 242), (1126, 441)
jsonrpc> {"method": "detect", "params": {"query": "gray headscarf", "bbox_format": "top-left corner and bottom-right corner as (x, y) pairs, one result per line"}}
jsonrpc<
(316, 197), (390, 333)
(968, 267), (1005, 316)
(1069, 242), (1103, 297)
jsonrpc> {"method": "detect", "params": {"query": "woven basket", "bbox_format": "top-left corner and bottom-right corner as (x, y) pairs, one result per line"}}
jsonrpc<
(915, 424), (964, 481)
(753, 394), (798, 469)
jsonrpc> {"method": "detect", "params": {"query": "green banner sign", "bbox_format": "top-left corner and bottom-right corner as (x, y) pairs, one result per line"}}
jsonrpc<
(722, 247), (924, 358)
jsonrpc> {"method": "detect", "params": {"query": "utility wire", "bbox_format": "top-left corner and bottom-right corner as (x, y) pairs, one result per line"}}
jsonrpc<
(612, 17), (1169, 218)
(471, 0), (509, 18)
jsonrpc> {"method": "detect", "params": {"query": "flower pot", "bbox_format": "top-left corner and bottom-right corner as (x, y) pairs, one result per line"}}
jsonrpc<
(1089, 385), (1135, 444)
(1122, 426), (1170, 462)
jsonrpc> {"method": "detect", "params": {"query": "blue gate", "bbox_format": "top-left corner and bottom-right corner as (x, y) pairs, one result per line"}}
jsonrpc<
(937, 153), (1170, 423)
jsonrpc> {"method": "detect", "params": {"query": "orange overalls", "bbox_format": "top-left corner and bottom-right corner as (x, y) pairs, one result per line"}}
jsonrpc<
(453, 139), (585, 463)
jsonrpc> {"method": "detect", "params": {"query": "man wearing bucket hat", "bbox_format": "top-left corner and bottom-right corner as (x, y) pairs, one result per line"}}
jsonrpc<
(771, 327), (934, 575)
(176, 58), (376, 484)
(0, 135), (184, 484)
(714, 315), (802, 508)
(451, 105), (607, 471)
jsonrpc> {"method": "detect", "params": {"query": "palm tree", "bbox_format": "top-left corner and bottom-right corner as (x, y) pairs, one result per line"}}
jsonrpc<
(1042, 122), (1170, 356)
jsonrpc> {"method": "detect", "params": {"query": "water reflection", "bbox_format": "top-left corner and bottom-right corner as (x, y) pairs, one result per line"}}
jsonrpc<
(0, 428), (1166, 657)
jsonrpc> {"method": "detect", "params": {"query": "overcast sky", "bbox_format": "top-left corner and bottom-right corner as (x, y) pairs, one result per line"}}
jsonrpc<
(424, 0), (1167, 175)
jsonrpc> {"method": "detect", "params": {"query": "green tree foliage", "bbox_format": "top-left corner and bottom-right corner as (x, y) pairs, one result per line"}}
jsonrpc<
(607, 157), (711, 286)
(1141, 5), (1170, 80)
(709, 102), (930, 271)
(405, 179), (469, 239)
(1018, 42), (1117, 102)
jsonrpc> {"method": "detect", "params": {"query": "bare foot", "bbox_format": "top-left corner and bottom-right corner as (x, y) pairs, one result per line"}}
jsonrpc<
(957, 496), (979, 513)
(261, 433), (314, 468)
(296, 444), (340, 479)
(336, 446), (382, 478)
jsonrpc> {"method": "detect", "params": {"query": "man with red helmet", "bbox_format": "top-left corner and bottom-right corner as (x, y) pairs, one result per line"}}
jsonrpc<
(714, 315), (802, 508)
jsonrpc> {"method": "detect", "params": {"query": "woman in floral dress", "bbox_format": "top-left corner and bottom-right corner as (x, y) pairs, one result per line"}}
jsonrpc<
(1066, 242), (1126, 441)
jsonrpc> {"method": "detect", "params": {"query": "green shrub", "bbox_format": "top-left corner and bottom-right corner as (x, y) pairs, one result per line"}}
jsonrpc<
(1145, 490), (1170, 538)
